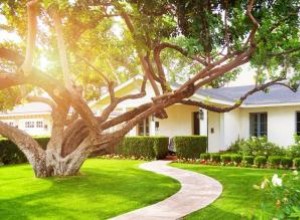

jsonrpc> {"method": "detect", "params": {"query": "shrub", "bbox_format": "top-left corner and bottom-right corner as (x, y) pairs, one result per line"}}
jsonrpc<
(153, 137), (169, 159)
(242, 155), (254, 165)
(210, 153), (221, 163)
(294, 158), (300, 170)
(281, 157), (293, 169)
(174, 136), (207, 159)
(0, 137), (49, 165)
(220, 154), (231, 163)
(228, 138), (244, 152)
(231, 136), (284, 157)
(231, 154), (242, 164)
(200, 153), (210, 160)
(257, 172), (300, 219)
(117, 136), (169, 159)
(267, 156), (282, 168)
(287, 135), (300, 158)
(254, 156), (267, 168)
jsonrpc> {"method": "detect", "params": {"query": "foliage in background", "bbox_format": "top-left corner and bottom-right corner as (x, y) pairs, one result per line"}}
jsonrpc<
(0, 137), (49, 165)
(229, 136), (285, 157)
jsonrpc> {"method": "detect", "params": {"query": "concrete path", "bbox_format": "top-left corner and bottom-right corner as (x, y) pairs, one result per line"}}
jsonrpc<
(111, 160), (222, 220)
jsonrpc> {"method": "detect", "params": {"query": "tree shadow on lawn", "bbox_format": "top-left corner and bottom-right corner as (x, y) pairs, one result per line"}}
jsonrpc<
(0, 165), (180, 220)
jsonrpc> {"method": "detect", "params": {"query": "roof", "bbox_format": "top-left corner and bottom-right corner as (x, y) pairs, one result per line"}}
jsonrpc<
(197, 84), (300, 106)
(0, 102), (51, 116)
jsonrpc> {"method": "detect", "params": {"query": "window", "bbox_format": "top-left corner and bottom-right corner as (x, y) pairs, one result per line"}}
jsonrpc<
(296, 112), (300, 135)
(138, 117), (150, 136)
(25, 121), (34, 128)
(7, 121), (14, 127)
(250, 113), (267, 137)
(36, 121), (43, 128)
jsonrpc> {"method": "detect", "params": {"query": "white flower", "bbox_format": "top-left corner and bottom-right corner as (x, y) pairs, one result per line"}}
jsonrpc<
(293, 170), (298, 176)
(260, 178), (269, 189)
(272, 174), (282, 187)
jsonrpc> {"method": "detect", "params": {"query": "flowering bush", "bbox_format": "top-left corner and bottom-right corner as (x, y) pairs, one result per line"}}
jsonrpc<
(254, 171), (300, 219)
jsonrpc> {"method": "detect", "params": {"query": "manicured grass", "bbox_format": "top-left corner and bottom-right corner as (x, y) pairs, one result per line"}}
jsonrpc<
(0, 159), (180, 219)
(172, 163), (285, 219)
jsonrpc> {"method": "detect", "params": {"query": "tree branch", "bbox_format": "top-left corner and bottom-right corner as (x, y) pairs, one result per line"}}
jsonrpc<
(51, 10), (73, 88)
(21, 0), (38, 75)
(181, 77), (285, 113)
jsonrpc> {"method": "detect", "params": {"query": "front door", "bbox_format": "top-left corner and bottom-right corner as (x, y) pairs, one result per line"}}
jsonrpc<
(193, 112), (200, 135)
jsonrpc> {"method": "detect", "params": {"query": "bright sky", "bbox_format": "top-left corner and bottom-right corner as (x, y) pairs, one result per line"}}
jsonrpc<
(228, 63), (256, 86)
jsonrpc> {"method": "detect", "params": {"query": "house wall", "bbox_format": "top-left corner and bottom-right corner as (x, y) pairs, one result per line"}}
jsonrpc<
(207, 111), (222, 152)
(223, 109), (241, 149)
(208, 105), (300, 152)
(155, 105), (201, 137)
(240, 106), (300, 147)
(0, 115), (52, 136)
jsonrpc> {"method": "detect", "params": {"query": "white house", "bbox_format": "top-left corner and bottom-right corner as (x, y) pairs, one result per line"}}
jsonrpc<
(92, 78), (208, 139)
(0, 102), (52, 136)
(93, 78), (300, 152)
(3, 78), (300, 153)
(199, 85), (300, 152)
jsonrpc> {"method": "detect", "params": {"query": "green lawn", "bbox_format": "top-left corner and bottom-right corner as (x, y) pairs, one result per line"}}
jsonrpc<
(0, 159), (180, 220)
(172, 163), (285, 220)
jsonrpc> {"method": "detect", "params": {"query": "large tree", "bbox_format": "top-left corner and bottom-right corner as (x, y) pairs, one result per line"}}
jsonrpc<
(0, 0), (299, 177)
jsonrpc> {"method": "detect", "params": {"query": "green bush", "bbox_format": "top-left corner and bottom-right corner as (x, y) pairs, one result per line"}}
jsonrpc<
(281, 157), (293, 169)
(294, 158), (300, 170)
(229, 136), (285, 157)
(153, 137), (169, 159)
(210, 153), (221, 163)
(200, 153), (210, 160)
(287, 135), (300, 158)
(117, 136), (169, 159)
(242, 155), (254, 165)
(221, 154), (231, 163)
(254, 156), (267, 168)
(231, 154), (242, 164)
(174, 136), (207, 159)
(0, 137), (49, 165)
(267, 156), (282, 168)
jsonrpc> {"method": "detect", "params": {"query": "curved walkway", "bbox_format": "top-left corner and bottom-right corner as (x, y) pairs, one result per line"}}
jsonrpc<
(111, 160), (222, 220)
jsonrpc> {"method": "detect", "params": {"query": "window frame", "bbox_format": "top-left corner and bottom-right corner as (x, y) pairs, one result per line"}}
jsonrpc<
(249, 112), (268, 137)
(137, 117), (150, 136)
(295, 112), (300, 135)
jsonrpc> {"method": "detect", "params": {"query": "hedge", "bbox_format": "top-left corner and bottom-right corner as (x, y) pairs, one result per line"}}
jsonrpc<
(221, 154), (231, 163)
(200, 153), (210, 160)
(211, 153), (221, 162)
(116, 136), (169, 159)
(281, 157), (293, 169)
(0, 137), (49, 165)
(294, 158), (300, 170)
(174, 136), (207, 159)
(254, 156), (267, 168)
(242, 155), (254, 165)
(267, 156), (282, 168)
(231, 154), (242, 164)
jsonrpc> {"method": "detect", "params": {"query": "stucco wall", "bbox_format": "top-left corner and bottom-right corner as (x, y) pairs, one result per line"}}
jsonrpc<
(155, 105), (200, 137)
(207, 111), (222, 152)
(240, 106), (300, 147)
(223, 109), (241, 149)
(208, 105), (300, 152)
(1, 115), (52, 136)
